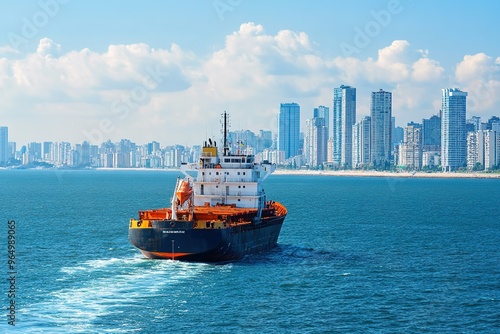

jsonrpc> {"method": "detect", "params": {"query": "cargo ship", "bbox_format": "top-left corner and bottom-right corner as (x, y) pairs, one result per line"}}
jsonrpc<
(129, 113), (287, 262)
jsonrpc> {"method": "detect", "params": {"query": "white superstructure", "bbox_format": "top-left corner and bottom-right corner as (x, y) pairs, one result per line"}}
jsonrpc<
(177, 112), (276, 220)
(180, 142), (275, 216)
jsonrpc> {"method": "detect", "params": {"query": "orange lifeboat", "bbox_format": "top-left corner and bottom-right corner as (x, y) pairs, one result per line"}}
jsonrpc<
(176, 181), (193, 206)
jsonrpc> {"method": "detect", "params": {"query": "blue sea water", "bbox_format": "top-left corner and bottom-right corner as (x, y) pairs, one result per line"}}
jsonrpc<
(1, 169), (499, 333)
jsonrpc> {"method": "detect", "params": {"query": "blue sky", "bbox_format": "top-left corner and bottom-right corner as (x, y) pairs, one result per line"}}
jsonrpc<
(1, 0), (500, 146)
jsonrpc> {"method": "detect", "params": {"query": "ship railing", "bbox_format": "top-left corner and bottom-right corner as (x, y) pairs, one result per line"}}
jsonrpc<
(197, 191), (259, 196)
(223, 177), (252, 183)
(201, 177), (251, 183)
(226, 192), (259, 197)
(202, 177), (223, 183)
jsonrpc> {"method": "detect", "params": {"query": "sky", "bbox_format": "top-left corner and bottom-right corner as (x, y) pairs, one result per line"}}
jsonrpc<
(1, 0), (500, 147)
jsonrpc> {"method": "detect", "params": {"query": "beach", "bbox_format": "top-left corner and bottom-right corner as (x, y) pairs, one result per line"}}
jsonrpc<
(274, 169), (500, 179)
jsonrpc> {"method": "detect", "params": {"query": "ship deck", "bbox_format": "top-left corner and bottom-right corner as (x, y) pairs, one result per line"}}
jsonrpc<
(137, 202), (287, 223)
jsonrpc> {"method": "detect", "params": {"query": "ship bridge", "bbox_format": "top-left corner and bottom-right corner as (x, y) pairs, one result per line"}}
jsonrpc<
(220, 155), (254, 168)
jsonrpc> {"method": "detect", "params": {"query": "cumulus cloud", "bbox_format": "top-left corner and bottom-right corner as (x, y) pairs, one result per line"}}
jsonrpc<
(331, 40), (412, 84)
(36, 37), (61, 56)
(454, 53), (500, 113)
(1, 23), (499, 145)
(455, 53), (497, 83)
(0, 38), (193, 98)
(411, 57), (444, 82)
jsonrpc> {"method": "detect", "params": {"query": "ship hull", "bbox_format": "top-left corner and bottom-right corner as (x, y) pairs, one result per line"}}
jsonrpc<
(129, 216), (285, 262)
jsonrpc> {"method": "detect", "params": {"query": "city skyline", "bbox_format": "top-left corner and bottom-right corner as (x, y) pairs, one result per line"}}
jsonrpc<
(2, 93), (500, 171)
(1, 2), (500, 146)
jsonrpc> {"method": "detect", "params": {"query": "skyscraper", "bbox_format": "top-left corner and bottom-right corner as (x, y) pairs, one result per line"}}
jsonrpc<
(0, 126), (8, 164)
(370, 89), (392, 166)
(399, 122), (422, 170)
(314, 106), (330, 133)
(441, 88), (467, 171)
(352, 116), (370, 168)
(422, 114), (441, 151)
(304, 111), (328, 168)
(313, 106), (329, 167)
(467, 129), (498, 171)
(278, 103), (300, 160)
(333, 85), (356, 167)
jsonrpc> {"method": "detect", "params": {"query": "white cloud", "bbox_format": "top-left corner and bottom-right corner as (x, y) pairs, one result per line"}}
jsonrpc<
(411, 57), (444, 82)
(455, 53), (497, 83)
(332, 40), (412, 84)
(1, 24), (499, 145)
(454, 53), (500, 114)
(0, 45), (19, 55)
(36, 37), (61, 57)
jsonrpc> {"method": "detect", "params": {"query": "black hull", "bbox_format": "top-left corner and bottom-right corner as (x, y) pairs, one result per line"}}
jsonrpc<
(129, 216), (285, 262)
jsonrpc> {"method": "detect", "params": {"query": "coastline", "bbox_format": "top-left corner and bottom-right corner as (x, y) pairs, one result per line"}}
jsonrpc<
(273, 169), (500, 179)
(2, 166), (499, 179)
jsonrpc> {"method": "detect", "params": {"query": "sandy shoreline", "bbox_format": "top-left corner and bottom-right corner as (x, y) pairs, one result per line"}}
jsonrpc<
(3, 167), (499, 179)
(273, 169), (500, 179)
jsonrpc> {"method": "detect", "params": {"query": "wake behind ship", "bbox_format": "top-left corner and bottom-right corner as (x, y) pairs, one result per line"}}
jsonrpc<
(129, 113), (287, 262)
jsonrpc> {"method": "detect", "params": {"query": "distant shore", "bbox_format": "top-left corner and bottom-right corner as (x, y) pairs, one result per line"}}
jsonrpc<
(2, 166), (500, 179)
(273, 169), (500, 179)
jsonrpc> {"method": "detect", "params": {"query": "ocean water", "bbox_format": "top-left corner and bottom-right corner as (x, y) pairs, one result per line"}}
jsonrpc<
(1, 169), (499, 333)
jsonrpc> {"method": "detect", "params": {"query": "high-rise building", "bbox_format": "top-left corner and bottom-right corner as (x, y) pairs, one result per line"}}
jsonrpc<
(467, 116), (481, 132)
(59, 142), (72, 165)
(333, 85), (356, 167)
(327, 137), (334, 165)
(304, 115), (328, 168)
(370, 89), (392, 166)
(422, 114), (441, 151)
(468, 129), (499, 171)
(314, 106), (329, 167)
(8, 142), (16, 160)
(441, 88), (468, 171)
(487, 116), (500, 130)
(43, 142), (53, 161)
(258, 130), (273, 152)
(352, 116), (370, 168)
(314, 106), (330, 133)
(392, 117), (404, 147)
(278, 103), (300, 160)
(25, 142), (42, 163)
(399, 122), (422, 170)
(466, 131), (478, 170)
(0, 126), (8, 164)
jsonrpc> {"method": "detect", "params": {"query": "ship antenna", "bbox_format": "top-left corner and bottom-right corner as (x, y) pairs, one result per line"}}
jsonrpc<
(221, 111), (230, 156)
(224, 112), (227, 156)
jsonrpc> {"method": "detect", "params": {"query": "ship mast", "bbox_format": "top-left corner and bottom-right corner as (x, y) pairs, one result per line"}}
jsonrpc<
(221, 111), (230, 156)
